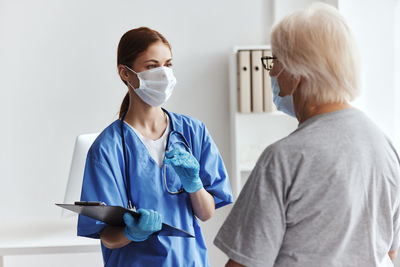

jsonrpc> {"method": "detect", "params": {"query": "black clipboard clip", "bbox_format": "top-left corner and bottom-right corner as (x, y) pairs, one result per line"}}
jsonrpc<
(74, 201), (107, 206)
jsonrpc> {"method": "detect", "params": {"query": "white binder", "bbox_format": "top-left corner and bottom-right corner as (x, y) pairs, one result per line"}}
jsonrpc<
(263, 50), (276, 112)
(238, 51), (251, 113)
(251, 50), (263, 113)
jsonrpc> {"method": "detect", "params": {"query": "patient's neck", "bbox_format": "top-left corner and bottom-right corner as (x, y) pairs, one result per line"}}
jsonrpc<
(297, 102), (351, 124)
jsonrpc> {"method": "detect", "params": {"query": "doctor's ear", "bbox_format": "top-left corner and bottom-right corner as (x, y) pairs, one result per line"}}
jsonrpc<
(118, 64), (130, 82)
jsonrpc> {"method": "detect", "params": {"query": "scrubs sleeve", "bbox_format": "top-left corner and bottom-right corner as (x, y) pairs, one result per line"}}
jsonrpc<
(199, 124), (233, 209)
(77, 155), (125, 239)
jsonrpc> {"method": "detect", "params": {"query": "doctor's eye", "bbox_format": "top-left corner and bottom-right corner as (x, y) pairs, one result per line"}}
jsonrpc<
(165, 63), (173, 68)
(146, 64), (158, 69)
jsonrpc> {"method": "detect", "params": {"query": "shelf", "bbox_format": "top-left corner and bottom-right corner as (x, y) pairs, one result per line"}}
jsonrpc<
(233, 45), (271, 53)
(0, 217), (100, 256)
(229, 45), (299, 197)
(239, 163), (256, 172)
(235, 111), (283, 117)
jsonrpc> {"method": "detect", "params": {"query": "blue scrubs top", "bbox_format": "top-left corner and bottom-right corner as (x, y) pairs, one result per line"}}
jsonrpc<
(77, 110), (233, 267)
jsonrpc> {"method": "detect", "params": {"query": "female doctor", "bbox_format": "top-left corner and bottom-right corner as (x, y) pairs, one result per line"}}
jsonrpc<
(77, 27), (233, 266)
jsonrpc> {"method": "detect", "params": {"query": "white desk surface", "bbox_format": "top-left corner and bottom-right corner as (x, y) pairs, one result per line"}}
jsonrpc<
(0, 217), (100, 256)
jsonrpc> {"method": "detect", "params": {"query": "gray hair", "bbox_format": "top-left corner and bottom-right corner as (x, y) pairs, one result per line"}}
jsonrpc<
(271, 3), (360, 104)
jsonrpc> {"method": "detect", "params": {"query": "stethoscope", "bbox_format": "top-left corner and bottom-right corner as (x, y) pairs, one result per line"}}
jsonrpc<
(120, 110), (192, 210)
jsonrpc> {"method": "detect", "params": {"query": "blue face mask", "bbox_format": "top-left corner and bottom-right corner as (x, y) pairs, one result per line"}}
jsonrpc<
(270, 68), (296, 118)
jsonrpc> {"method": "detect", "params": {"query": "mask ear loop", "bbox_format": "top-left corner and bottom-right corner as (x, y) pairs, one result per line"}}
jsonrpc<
(125, 65), (139, 90)
(271, 67), (284, 79)
(286, 71), (301, 96)
(124, 65), (137, 74)
(292, 75), (301, 94)
(273, 67), (299, 96)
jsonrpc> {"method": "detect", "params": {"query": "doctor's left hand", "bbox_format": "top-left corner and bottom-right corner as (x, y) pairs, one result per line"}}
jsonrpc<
(164, 148), (203, 193)
(123, 209), (162, 242)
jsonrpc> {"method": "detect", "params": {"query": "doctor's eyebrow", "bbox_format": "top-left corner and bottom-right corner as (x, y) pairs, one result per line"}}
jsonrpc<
(144, 59), (172, 63)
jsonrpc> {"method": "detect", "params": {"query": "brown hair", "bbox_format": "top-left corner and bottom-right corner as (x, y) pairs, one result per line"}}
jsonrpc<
(117, 27), (171, 118)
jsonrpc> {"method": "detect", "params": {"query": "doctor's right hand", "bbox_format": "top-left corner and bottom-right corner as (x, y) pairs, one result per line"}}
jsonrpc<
(123, 209), (162, 242)
(164, 148), (203, 193)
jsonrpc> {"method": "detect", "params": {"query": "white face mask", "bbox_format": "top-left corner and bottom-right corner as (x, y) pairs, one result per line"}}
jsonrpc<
(270, 68), (296, 118)
(125, 65), (177, 107)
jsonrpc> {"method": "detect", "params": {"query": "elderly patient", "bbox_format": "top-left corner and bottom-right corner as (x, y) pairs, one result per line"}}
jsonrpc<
(214, 3), (400, 267)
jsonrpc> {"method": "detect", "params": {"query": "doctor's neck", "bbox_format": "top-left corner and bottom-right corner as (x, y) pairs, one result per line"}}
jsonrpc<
(123, 93), (166, 131)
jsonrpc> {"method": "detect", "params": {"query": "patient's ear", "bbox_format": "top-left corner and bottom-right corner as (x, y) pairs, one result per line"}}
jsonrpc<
(293, 75), (301, 92)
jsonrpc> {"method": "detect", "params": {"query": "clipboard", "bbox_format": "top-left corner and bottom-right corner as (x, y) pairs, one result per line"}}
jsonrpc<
(56, 202), (194, 238)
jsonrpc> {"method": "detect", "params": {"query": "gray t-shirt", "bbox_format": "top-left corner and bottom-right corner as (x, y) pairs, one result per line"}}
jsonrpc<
(214, 108), (400, 267)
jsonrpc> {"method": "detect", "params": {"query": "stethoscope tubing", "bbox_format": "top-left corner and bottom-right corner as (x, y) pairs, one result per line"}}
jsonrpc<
(120, 111), (191, 209)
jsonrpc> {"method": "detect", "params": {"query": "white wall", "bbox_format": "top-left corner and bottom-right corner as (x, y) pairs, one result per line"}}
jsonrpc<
(272, 0), (338, 23)
(339, 0), (400, 151)
(395, 1), (400, 151)
(0, 0), (270, 266)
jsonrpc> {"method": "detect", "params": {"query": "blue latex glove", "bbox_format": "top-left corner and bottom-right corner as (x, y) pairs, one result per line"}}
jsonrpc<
(164, 148), (203, 193)
(123, 208), (162, 242)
